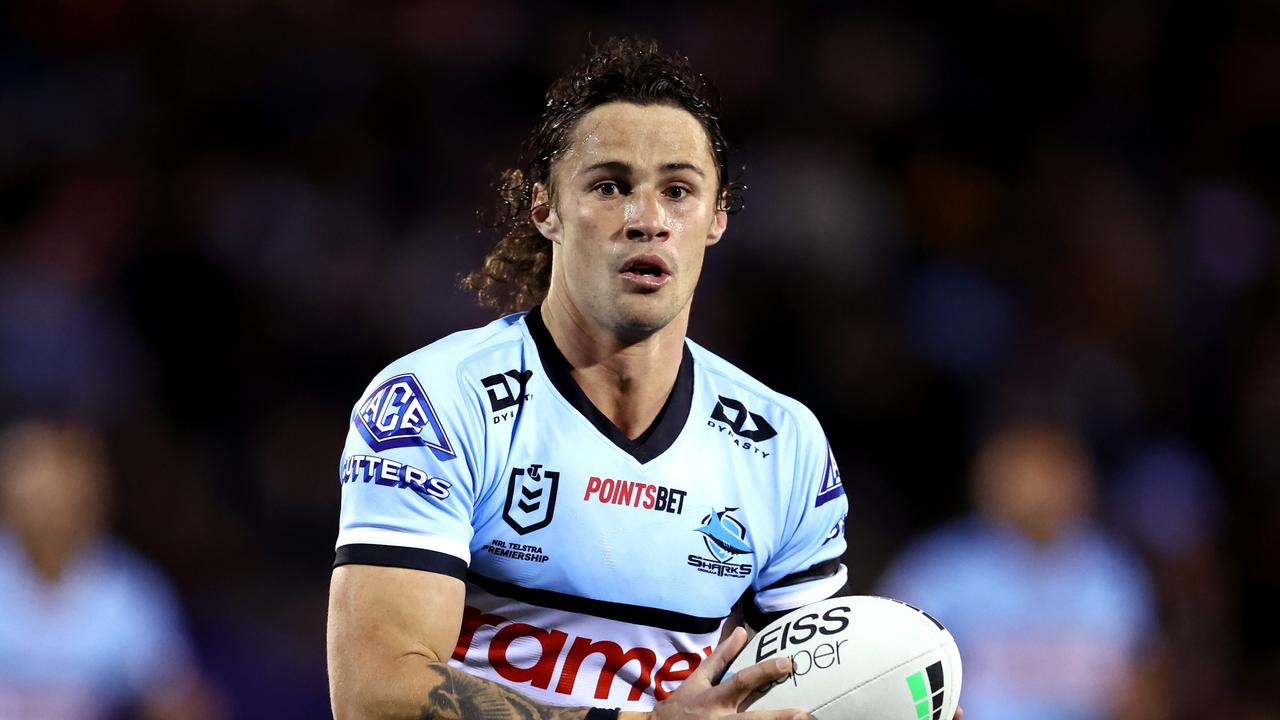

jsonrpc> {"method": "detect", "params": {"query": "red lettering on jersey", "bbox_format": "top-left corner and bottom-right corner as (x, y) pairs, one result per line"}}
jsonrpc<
(584, 479), (682, 516)
(556, 637), (658, 701)
(453, 606), (510, 660)
(462, 606), (715, 703)
(489, 623), (569, 689)
(653, 649), (711, 701)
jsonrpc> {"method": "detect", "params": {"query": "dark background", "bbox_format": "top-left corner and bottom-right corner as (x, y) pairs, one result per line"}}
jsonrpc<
(1, 1), (1276, 717)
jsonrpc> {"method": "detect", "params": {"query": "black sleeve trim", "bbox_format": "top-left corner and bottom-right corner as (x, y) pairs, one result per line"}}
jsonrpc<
(740, 573), (851, 631)
(761, 557), (842, 591)
(333, 543), (468, 581)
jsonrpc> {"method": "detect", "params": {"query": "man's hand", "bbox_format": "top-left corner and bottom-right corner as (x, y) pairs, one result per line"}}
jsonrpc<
(621, 627), (811, 720)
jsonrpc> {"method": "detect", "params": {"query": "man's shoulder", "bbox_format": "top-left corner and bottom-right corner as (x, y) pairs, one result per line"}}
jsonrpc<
(346, 313), (532, 443)
(686, 339), (823, 437)
(364, 313), (530, 393)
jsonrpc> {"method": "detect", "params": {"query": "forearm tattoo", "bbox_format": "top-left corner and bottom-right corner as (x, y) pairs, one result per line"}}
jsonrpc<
(419, 663), (589, 720)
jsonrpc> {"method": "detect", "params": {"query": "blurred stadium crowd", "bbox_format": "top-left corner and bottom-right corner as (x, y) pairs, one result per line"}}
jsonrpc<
(1, 1), (1278, 718)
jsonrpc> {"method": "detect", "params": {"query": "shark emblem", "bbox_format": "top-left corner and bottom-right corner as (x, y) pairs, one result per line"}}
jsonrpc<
(694, 507), (752, 562)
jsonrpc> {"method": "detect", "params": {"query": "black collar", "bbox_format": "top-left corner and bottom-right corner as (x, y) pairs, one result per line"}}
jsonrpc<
(525, 306), (694, 464)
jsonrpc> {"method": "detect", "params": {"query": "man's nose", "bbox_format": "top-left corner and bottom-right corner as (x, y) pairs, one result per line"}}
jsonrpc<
(624, 190), (670, 241)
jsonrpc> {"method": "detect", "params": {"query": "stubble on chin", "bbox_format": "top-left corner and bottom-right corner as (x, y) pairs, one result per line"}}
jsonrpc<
(609, 292), (688, 345)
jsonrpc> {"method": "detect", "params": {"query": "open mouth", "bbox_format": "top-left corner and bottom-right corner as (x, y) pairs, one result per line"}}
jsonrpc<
(620, 255), (672, 288)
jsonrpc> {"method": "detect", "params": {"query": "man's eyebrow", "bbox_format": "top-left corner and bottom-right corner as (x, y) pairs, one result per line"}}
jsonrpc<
(663, 162), (705, 178)
(581, 161), (632, 175)
(579, 161), (706, 178)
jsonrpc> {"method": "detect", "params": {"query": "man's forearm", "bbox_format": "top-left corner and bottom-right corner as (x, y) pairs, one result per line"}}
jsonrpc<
(417, 662), (596, 720)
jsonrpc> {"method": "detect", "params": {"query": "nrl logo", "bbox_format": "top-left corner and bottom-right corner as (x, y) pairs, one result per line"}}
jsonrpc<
(503, 464), (559, 535)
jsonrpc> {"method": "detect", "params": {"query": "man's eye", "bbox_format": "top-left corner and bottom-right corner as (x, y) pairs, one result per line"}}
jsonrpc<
(595, 182), (620, 197)
(666, 186), (689, 199)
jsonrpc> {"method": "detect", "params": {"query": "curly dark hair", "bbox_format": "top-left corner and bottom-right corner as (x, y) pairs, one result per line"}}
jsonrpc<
(461, 36), (742, 315)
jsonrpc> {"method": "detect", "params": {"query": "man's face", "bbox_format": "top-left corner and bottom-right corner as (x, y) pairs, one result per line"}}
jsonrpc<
(975, 429), (1093, 544)
(534, 101), (727, 339)
(0, 425), (106, 554)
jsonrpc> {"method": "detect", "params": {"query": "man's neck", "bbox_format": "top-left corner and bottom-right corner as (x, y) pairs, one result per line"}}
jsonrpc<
(15, 531), (86, 583)
(539, 297), (688, 440)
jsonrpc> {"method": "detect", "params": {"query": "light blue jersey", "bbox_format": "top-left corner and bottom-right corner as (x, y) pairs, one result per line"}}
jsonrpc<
(0, 533), (196, 720)
(335, 308), (849, 709)
(877, 520), (1156, 720)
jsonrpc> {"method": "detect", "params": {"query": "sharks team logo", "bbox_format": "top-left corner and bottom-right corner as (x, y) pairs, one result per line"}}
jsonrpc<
(696, 507), (752, 561)
(688, 507), (753, 578)
(503, 464), (560, 535)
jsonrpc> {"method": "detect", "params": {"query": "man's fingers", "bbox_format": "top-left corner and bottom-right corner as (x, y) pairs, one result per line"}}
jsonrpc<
(719, 656), (794, 705)
(690, 626), (749, 685)
(653, 635), (810, 720)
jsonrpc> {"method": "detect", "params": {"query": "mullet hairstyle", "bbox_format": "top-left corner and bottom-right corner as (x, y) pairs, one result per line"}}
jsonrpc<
(461, 36), (743, 315)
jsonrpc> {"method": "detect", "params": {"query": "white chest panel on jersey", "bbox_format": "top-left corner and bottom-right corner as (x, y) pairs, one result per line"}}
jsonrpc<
(335, 309), (849, 710)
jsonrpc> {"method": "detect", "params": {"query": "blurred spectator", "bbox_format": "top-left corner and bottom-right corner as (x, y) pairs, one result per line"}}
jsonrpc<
(0, 419), (222, 720)
(1110, 439), (1237, 718)
(877, 421), (1161, 720)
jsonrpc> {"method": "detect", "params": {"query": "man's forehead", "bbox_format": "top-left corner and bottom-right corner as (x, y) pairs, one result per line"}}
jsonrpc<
(559, 102), (715, 174)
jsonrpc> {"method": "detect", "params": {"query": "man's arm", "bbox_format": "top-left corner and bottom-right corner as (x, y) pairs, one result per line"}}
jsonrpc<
(328, 564), (589, 720)
(328, 565), (806, 720)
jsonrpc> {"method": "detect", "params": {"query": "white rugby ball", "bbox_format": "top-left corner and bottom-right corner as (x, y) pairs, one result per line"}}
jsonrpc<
(725, 596), (961, 720)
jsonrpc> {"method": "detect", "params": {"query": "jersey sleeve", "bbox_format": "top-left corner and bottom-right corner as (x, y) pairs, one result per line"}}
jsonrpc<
(744, 423), (850, 630)
(333, 359), (484, 582)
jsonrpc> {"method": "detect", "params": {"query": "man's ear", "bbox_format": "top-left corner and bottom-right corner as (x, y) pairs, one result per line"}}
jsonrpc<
(531, 183), (562, 243)
(707, 206), (728, 247)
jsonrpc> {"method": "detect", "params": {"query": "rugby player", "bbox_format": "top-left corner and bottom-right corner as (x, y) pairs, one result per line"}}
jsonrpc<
(329, 37), (957, 720)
